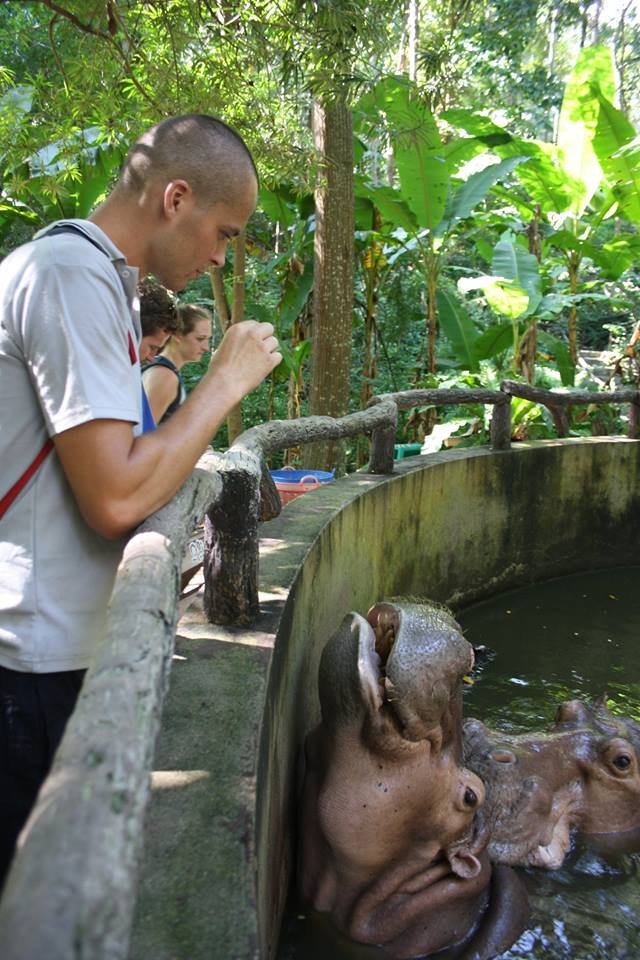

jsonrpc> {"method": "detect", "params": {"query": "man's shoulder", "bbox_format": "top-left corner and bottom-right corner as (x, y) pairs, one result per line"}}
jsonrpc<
(34, 221), (117, 270)
(1, 223), (109, 282)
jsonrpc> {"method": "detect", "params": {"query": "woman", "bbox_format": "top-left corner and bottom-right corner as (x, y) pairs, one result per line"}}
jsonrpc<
(142, 303), (213, 424)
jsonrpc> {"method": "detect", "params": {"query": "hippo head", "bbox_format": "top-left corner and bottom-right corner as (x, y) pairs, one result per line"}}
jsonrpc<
(463, 695), (640, 870)
(365, 600), (474, 756)
(317, 601), (482, 844)
(307, 602), (502, 957)
(553, 696), (640, 835)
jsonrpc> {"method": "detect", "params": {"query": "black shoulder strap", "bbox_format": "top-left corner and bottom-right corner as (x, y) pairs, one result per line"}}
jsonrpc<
(44, 223), (107, 257)
(143, 355), (180, 376)
(39, 223), (139, 367)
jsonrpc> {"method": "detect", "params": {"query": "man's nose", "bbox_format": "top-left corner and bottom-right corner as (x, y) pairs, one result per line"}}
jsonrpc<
(209, 240), (228, 268)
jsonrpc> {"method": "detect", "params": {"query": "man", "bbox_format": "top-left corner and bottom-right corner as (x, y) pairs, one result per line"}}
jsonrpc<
(138, 278), (179, 363)
(138, 278), (181, 432)
(0, 114), (281, 882)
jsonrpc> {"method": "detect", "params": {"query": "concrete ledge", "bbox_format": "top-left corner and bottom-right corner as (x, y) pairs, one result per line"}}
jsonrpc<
(130, 438), (640, 960)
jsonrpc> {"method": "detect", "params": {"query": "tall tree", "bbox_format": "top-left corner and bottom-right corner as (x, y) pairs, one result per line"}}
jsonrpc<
(303, 97), (354, 471)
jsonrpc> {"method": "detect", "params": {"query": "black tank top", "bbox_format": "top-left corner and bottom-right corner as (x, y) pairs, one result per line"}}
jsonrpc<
(142, 355), (185, 422)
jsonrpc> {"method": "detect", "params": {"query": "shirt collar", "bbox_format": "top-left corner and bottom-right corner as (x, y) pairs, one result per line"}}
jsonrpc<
(36, 218), (139, 303)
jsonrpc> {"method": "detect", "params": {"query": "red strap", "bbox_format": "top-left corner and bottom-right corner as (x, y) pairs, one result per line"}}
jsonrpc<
(0, 438), (54, 521)
(128, 331), (137, 365)
(0, 331), (136, 521)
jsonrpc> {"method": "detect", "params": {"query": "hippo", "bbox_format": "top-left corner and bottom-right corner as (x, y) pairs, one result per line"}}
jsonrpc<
(298, 600), (528, 959)
(463, 696), (640, 870)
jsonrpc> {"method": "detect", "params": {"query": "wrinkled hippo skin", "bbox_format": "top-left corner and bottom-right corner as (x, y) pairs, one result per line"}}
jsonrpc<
(298, 601), (528, 959)
(464, 697), (640, 869)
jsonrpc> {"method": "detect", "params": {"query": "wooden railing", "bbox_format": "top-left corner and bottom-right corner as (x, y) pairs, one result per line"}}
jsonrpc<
(0, 380), (637, 960)
(0, 455), (223, 960)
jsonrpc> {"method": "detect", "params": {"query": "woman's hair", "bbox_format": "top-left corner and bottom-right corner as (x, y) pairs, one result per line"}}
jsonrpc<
(176, 303), (213, 336)
(138, 279), (179, 337)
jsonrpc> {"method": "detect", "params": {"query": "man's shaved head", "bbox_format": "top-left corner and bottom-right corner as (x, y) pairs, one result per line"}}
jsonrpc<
(118, 114), (258, 207)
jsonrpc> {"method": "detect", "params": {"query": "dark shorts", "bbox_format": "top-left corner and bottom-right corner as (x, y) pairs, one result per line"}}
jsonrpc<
(0, 665), (85, 888)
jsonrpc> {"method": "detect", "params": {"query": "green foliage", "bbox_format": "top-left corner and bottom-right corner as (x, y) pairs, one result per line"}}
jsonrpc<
(436, 288), (479, 372)
(490, 233), (542, 316)
(591, 92), (640, 224)
(0, 3), (639, 456)
(443, 157), (529, 228)
(557, 45), (615, 216)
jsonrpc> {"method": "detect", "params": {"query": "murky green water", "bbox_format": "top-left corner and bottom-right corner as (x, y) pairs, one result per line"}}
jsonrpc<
(278, 566), (640, 959)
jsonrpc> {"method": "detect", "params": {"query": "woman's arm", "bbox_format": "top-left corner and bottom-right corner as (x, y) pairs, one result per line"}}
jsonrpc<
(142, 364), (181, 423)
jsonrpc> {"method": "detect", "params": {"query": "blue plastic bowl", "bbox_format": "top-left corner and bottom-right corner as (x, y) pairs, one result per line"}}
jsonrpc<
(269, 469), (336, 485)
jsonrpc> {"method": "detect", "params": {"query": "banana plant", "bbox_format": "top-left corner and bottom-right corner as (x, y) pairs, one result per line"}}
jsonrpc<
(458, 230), (542, 375)
(253, 184), (315, 426)
(446, 45), (640, 367)
(354, 75), (528, 377)
(2, 125), (126, 236)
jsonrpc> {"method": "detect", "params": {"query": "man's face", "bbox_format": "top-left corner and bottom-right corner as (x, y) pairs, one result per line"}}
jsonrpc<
(139, 328), (170, 363)
(152, 177), (257, 292)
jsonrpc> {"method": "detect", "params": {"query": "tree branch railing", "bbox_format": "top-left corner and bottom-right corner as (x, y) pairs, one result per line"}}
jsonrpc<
(0, 380), (638, 960)
(368, 388), (512, 470)
(0, 453), (223, 960)
(501, 379), (640, 439)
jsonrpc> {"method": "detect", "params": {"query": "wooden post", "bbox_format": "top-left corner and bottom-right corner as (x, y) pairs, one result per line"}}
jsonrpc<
(203, 452), (262, 625)
(548, 404), (570, 437)
(259, 463), (282, 521)
(629, 398), (639, 439)
(369, 404), (398, 474)
(490, 398), (512, 450)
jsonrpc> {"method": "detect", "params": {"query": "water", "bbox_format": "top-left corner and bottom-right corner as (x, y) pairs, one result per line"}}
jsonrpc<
(278, 566), (640, 959)
(459, 566), (640, 735)
(458, 565), (640, 960)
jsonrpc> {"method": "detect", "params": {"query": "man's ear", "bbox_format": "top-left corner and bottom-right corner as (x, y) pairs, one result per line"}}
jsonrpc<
(163, 180), (192, 218)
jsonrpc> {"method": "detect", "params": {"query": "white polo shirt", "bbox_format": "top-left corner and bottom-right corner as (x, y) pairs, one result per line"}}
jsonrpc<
(0, 220), (141, 672)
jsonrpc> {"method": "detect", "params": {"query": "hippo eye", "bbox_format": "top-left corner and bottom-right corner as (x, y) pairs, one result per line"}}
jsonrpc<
(601, 739), (636, 776)
(613, 754), (631, 771)
(463, 787), (478, 808)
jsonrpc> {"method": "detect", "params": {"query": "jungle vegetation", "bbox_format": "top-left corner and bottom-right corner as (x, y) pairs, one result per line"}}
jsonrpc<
(0, 0), (639, 470)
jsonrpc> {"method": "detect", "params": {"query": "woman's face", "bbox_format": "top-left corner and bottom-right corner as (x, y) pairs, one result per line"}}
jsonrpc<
(179, 317), (212, 363)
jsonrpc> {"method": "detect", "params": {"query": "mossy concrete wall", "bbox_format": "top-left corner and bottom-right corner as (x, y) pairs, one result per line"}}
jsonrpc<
(130, 439), (640, 960)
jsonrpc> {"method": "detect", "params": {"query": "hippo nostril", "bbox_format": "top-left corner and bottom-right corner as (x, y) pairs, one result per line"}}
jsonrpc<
(464, 787), (478, 808)
(490, 749), (517, 764)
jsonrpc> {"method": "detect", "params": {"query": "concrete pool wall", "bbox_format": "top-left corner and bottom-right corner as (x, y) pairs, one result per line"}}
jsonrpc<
(130, 438), (640, 960)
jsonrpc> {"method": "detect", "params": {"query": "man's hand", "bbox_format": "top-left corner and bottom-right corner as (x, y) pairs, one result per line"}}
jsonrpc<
(209, 320), (281, 404)
(54, 321), (281, 541)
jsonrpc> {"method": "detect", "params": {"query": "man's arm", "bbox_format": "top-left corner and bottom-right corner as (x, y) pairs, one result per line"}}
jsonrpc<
(54, 320), (280, 539)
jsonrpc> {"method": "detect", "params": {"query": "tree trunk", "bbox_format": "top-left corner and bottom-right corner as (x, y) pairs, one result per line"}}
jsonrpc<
(568, 251), (580, 365)
(614, 2), (634, 116)
(521, 203), (542, 383)
(284, 315), (305, 466)
(208, 234), (246, 444)
(407, 0), (418, 81)
(357, 228), (381, 466)
(547, 5), (558, 73)
(424, 239), (439, 376)
(302, 97), (354, 474)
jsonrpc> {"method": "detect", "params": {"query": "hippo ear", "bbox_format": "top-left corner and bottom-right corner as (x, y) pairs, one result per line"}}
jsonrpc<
(594, 692), (611, 716)
(448, 850), (482, 880)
